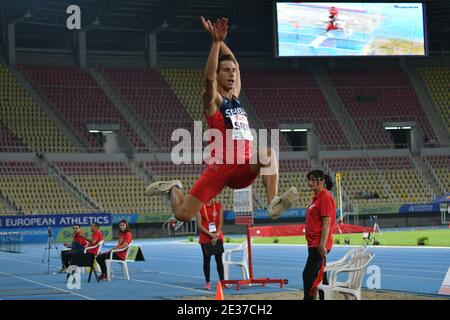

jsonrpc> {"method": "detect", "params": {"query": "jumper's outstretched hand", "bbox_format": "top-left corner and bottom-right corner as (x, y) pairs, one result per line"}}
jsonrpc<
(200, 16), (214, 38)
(200, 16), (228, 42)
(214, 17), (228, 42)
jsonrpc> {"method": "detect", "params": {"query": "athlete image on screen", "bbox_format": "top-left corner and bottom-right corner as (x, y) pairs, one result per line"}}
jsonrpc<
(329, 6), (339, 20)
(322, 6), (344, 35)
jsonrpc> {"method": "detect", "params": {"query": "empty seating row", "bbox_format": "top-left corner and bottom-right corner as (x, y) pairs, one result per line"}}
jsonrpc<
(323, 157), (432, 204)
(103, 68), (194, 151)
(0, 161), (90, 214)
(328, 68), (438, 148)
(418, 67), (450, 133)
(0, 65), (75, 153)
(242, 71), (350, 150)
(19, 65), (145, 151)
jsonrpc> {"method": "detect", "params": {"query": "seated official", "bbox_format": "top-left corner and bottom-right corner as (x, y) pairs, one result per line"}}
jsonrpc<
(59, 224), (87, 272)
(96, 220), (133, 281)
(67, 222), (104, 268)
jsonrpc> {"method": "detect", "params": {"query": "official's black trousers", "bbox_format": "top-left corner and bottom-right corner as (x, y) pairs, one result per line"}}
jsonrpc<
(96, 252), (122, 275)
(302, 248), (329, 300)
(61, 249), (84, 268)
(200, 244), (224, 283)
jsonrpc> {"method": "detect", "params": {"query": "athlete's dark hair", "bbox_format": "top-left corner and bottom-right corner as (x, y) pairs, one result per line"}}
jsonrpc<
(91, 222), (100, 229)
(217, 54), (237, 73)
(118, 219), (130, 234)
(307, 170), (334, 191)
(72, 224), (81, 229)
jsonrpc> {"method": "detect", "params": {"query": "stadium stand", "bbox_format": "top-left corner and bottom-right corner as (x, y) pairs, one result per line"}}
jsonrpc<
(323, 156), (433, 204)
(0, 65), (75, 153)
(424, 155), (450, 191)
(102, 68), (194, 150)
(0, 200), (11, 215)
(0, 64), (444, 216)
(0, 120), (28, 152)
(160, 69), (205, 121)
(18, 65), (145, 151)
(418, 67), (450, 135)
(53, 161), (164, 214)
(242, 70), (350, 150)
(0, 161), (90, 214)
(328, 68), (438, 148)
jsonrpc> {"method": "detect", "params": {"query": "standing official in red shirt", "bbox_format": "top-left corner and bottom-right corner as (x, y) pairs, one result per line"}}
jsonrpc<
(197, 199), (225, 290)
(303, 170), (336, 300)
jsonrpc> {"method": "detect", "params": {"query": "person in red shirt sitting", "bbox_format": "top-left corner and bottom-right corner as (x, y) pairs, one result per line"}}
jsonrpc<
(64, 222), (104, 273)
(303, 170), (336, 300)
(59, 224), (88, 272)
(96, 220), (133, 281)
(84, 222), (104, 256)
(197, 199), (226, 290)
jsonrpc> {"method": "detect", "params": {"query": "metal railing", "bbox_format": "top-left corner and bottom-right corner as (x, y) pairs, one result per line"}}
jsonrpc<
(162, 215), (197, 236)
(0, 232), (23, 253)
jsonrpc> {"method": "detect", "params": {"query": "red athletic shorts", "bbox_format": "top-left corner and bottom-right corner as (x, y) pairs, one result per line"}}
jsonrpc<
(327, 23), (337, 32)
(189, 164), (259, 203)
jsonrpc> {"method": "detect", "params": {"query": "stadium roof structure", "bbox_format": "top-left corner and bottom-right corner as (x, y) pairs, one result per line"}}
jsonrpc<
(0, 0), (449, 56)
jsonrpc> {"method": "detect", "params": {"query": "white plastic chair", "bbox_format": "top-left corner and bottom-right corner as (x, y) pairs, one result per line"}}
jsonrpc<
(83, 240), (104, 274)
(325, 246), (367, 276)
(223, 242), (250, 280)
(105, 241), (133, 281)
(318, 252), (374, 300)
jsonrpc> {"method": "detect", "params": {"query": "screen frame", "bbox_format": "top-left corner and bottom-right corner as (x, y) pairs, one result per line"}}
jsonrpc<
(273, 1), (428, 58)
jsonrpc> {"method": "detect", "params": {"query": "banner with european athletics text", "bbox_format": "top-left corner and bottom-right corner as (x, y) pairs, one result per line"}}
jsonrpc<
(111, 213), (172, 224)
(358, 202), (441, 215)
(0, 213), (112, 243)
(224, 208), (340, 221)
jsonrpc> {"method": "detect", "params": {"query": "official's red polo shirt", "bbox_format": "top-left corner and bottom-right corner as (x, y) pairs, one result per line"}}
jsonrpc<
(199, 201), (224, 244)
(86, 230), (103, 255)
(116, 231), (133, 260)
(73, 231), (88, 247)
(305, 189), (336, 251)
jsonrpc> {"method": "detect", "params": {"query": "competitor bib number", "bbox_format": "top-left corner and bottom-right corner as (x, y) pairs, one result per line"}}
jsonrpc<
(208, 223), (217, 233)
(230, 114), (253, 141)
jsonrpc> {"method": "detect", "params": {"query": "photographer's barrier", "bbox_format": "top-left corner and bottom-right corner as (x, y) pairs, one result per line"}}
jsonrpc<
(248, 223), (373, 237)
(0, 232), (22, 253)
(0, 213), (112, 243)
(225, 208), (312, 221)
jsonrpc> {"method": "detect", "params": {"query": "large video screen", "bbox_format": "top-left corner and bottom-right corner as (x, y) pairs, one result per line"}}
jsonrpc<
(275, 2), (427, 56)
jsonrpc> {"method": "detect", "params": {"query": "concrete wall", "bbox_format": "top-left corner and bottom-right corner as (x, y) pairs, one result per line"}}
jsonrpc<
(3, 148), (446, 163)
(13, 48), (450, 70)
(16, 48), (78, 66)
(0, 153), (36, 161)
(421, 147), (450, 157)
(44, 153), (128, 162)
(134, 151), (310, 162)
(88, 51), (148, 69)
(279, 151), (309, 160)
(319, 148), (411, 159)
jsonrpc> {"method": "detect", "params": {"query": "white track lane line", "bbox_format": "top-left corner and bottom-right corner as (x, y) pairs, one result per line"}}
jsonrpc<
(0, 272), (94, 300)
